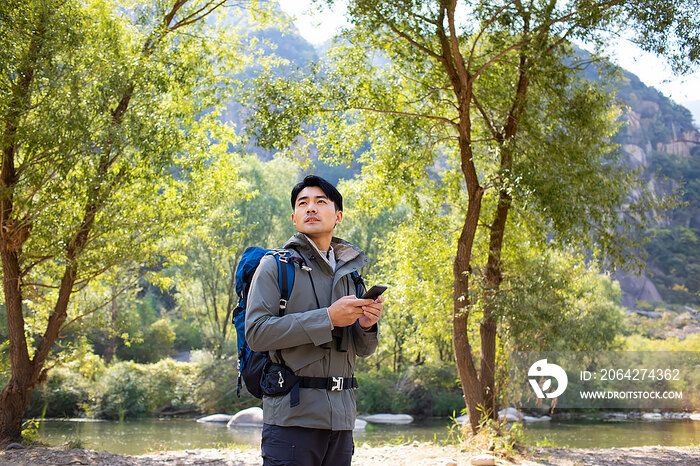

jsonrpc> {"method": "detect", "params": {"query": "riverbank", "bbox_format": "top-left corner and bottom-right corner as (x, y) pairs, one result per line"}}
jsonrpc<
(2, 443), (699, 465)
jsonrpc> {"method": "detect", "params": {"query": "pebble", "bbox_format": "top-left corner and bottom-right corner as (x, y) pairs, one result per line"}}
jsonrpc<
(470, 453), (496, 465)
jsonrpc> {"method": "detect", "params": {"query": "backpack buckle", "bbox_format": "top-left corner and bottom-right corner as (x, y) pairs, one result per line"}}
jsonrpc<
(279, 299), (287, 310)
(330, 376), (343, 391)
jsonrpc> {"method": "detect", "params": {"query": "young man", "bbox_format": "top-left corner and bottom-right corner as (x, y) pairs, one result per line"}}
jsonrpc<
(245, 175), (383, 466)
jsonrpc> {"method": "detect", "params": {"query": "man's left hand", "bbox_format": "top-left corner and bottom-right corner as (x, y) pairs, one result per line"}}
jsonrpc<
(359, 295), (384, 330)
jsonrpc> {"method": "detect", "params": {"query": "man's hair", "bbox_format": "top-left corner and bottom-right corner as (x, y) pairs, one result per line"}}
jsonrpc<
(291, 175), (343, 212)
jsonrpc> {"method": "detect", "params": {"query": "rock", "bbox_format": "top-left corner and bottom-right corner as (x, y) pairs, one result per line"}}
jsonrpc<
(604, 412), (628, 420)
(5, 443), (24, 450)
(498, 407), (522, 422)
(354, 419), (367, 431)
(690, 413), (700, 421)
(227, 407), (264, 427)
(642, 412), (663, 420)
(361, 414), (414, 424)
(441, 460), (457, 466)
(470, 453), (496, 465)
(522, 415), (551, 423)
(455, 414), (470, 424)
(196, 414), (233, 424)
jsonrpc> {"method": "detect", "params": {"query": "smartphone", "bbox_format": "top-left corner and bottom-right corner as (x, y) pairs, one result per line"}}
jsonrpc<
(361, 285), (388, 300)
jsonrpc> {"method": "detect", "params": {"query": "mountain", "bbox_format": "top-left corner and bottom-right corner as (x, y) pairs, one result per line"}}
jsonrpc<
(611, 70), (699, 310)
(680, 100), (700, 128)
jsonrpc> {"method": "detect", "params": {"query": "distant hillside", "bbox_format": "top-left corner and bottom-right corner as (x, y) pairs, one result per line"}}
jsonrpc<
(681, 100), (700, 127)
(609, 69), (699, 310)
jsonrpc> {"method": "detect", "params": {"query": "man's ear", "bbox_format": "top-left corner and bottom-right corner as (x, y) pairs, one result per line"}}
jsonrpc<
(291, 212), (297, 226)
(335, 210), (343, 224)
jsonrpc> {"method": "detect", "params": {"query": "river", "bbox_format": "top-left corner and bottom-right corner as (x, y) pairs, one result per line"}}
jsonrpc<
(33, 418), (700, 455)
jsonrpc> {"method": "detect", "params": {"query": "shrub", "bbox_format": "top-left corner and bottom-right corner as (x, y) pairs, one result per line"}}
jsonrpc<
(25, 367), (89, 418)
(190, 352), (259, 413)
(90, 361), (148, 420)
(142, 358), (198, 412)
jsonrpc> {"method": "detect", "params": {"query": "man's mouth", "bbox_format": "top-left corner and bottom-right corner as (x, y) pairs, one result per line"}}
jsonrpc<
(305, 216), (320, 223)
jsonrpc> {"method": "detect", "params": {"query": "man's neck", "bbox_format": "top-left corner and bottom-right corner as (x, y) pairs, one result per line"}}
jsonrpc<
(305, 233), (332, 252)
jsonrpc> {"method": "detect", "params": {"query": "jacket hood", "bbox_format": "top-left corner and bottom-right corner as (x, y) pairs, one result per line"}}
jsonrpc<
(283, 233), (369, 268)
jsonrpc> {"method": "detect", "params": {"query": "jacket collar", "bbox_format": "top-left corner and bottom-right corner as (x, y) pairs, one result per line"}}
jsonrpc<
(284, 233), (367, 268)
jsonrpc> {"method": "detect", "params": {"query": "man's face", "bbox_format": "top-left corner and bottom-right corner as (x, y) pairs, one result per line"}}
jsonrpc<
(291, 186), (342, 238)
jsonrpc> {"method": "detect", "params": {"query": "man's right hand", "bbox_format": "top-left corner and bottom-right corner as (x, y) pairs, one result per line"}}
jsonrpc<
(328, 295), (374, 328)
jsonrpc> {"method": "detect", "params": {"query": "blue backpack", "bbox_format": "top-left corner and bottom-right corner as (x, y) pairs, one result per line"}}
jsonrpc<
(233, 246), (364, 400)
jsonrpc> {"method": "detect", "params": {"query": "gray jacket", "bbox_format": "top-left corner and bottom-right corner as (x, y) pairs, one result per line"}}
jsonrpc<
(245, 233), (379, 430)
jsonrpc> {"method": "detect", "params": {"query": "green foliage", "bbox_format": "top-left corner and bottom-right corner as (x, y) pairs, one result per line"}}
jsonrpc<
(33, 367), (90, 418)
(165, 156), (299, 355)
(497, 248), (627, 351)
(91, 362), (149, 420)
(0, 341), (9, 388)
(355, 363), (465, 417)
(355, 369), (412, 414)
(116, 319), (176, 363)
(189, 350), (259, 414)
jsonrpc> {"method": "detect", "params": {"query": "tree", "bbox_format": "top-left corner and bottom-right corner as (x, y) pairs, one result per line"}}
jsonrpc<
(247, 0), (698, 432)
(169, 156), (298, 356)
(0, 0), (244, 441)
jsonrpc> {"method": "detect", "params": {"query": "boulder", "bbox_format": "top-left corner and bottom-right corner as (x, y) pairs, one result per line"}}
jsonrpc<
(604, 412), (628, 421)
(361, 414), (414, 424)
(196, 414), (233, 424)
(470, 453), (496, 465)
(227, 407), (264, 428)
(642, 412), (663, 421)
(522, 415), (551, 423)
(354, 419), (367, 431)
(498, 407), (523, 422)
(455, 414), (470, 424)
(690, 413), (700, 421)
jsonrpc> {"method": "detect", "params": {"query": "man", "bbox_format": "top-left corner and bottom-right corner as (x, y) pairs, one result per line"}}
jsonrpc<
(245, 174), (383, 466)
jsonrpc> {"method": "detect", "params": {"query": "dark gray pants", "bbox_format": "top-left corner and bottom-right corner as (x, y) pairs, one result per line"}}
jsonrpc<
(261, 423), (354, 466)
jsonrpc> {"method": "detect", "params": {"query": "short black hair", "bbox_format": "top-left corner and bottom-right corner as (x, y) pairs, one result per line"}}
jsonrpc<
(291, 175), (343, 212)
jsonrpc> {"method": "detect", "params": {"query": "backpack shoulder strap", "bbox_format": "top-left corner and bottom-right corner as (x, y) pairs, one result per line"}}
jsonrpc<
(266, 249), (296, 316)
(350, 270), (365, 297)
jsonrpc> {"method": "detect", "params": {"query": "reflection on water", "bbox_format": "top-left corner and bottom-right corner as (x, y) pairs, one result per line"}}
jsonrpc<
(522, 418), (700, 449)
(35, 418), (700, 456)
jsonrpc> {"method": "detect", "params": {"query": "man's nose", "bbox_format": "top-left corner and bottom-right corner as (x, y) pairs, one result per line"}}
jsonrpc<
(307, 203), (317, 213)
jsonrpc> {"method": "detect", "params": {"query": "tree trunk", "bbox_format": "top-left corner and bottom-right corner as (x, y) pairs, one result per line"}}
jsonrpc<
(480, 189), (512, 419)
(452, 189), (484, 434)
(478, 48), (529, 417)
(0, 248), (34, 441)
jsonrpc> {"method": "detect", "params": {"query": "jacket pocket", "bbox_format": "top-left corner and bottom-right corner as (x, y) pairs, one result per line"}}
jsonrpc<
(281, 344), (326, 373)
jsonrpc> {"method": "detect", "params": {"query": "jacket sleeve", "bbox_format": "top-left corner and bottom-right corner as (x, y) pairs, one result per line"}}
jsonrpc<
(245, 255), (333, 352)
(351, 320), (378, 357)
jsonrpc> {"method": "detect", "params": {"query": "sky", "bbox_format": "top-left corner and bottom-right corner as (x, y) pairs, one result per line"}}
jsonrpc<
(279, 1), (700, 109)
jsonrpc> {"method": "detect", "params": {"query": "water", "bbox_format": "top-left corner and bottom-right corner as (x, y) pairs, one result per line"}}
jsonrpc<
(522, 418), (700, 449)
(34, 418), (700, 455)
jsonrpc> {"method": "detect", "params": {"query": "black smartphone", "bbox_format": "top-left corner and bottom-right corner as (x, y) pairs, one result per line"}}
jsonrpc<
(361, 285), (388, 300)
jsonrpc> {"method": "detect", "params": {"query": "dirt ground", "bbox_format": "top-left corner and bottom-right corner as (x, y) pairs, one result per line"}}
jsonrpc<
(1, 443), (699, 465)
